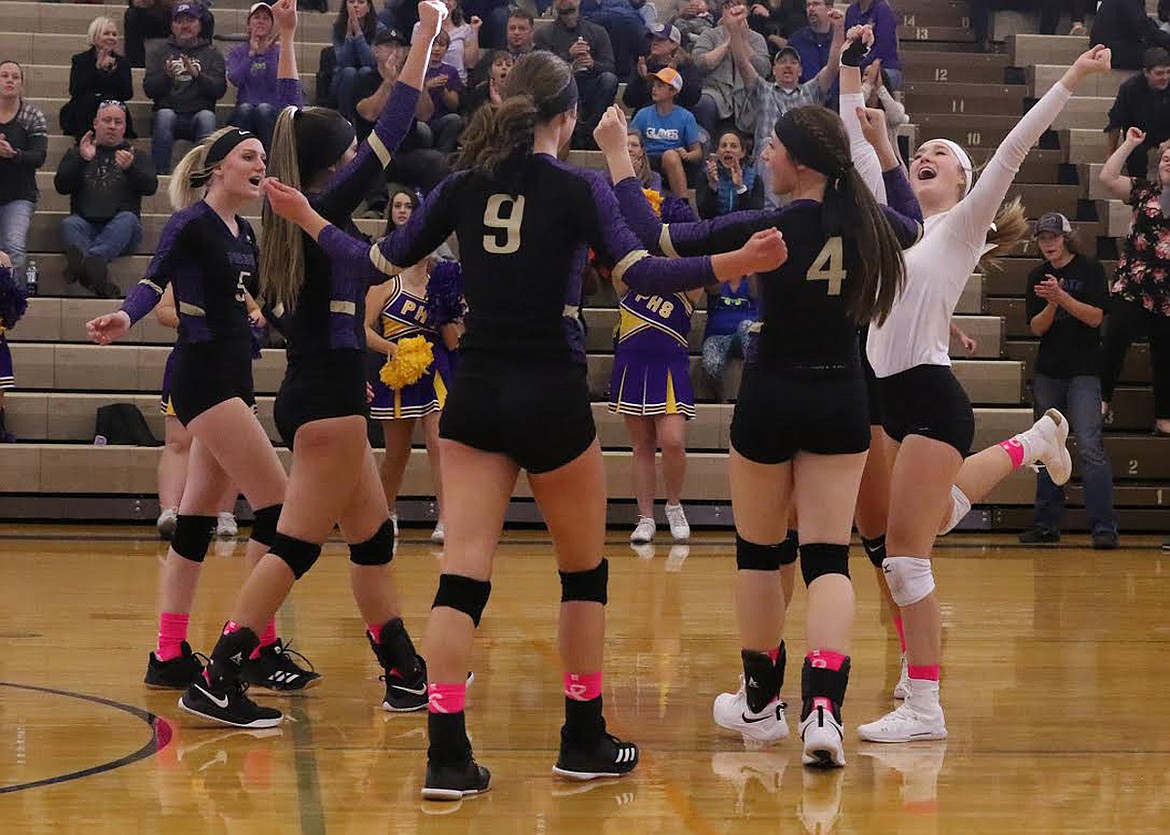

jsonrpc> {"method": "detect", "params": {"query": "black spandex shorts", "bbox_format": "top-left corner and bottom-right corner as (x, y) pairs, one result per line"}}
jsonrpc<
(439, 354), (596, 474)
(877, 364), (975, 457)
(730, 362), (871, 464)
(170, 340), (255, 426)
(859, 327), (881, 427)
(274, 351), (369, 448)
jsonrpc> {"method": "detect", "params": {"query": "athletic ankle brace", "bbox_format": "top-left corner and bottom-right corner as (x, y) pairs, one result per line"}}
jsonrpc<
(801, 654), (851, 706)
(559, 558), (608, 604)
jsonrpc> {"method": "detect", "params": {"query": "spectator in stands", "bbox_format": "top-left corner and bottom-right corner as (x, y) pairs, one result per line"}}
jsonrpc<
(0, 62), (48, 286)
(1091, 0), (1170, 70)
(60, 17), (135, 142)
(626, 130), (664, 190)
(535, 0), (619, 149)
(424, 29), (466, 153)
(505, 7), (537, 60)
(701, 276), (757, 400)
(629, 67), (702, 196)
(580, 0), (647, 76)
(1099, 127), (1170, 437)
(144, 3), (226, 175)
(862, 62), (908, 165)
(464, 49), (513, 113)
(54, 101), (158, 299)
(332, 0), (383, 125)
(1020, 212), (1118, 549)
(971, 1), (1088, 48)
(632, 0), (658, 28)
(461, 0), (510, 49)
(748, 0), (808, 57)
(413, 0), (483, 83)
(843, 0), (901, 89)
(124, 0), (174, 68)
(623, 23), (702, 112)
(692, 0), (770, 141)
(697, 129), (762, 217)
(786, 0), (834, 83)
(226, 3), (284, 152)
(671, 0), (715, 50)
(727, 5), (842, 207)
(1105, 48), (1170, 179)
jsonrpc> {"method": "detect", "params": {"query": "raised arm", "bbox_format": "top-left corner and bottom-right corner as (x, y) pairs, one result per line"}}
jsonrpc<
(725, 7), (760, 90)
(1100, 126), (1144, 201)
(838, 26), (885, 200)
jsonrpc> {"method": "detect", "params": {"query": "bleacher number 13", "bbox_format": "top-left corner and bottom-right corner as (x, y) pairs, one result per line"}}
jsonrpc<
(483, 194), (526, 255)
(806, 237), (845, 296)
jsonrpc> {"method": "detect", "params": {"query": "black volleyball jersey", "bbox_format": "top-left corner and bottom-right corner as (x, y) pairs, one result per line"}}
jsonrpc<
(613, 173), (922, 370)
(315, 153), (719, 361)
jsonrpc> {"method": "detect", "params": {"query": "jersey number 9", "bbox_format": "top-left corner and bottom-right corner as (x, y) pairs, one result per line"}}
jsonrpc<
(807, 237), (845, 296)
(483, 194), (526, 255)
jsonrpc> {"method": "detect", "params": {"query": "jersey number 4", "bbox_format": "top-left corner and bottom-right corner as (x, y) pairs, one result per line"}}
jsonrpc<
(483, 195), (526, 255)
(807, 237), (845, 296)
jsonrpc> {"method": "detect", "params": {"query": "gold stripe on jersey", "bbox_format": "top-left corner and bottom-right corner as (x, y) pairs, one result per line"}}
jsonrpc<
(369, 244), (403, 277)
(369, 133), (391, 167)
(659, 225), (679, 258)
(178, 302), (206, 316)
(141, 279), (164, 294)
(330, 300), (357, 316)
(612, 249), (650, 285)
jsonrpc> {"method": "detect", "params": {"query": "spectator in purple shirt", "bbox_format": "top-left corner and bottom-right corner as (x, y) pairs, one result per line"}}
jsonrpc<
(424, 29), (465, 153)
(843, 0), (901, 89)
(786, 0), (834, 83)
(226, 3), (283, 150)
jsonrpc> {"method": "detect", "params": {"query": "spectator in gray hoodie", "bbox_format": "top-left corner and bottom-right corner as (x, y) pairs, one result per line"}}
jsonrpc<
(143, 2), (226, 174)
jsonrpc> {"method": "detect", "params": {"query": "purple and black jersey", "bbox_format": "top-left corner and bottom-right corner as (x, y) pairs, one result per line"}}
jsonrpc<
(317, 154), (720, 363)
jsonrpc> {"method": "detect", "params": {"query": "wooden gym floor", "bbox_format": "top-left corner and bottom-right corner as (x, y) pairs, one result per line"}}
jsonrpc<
(1, 525), (1168, 833)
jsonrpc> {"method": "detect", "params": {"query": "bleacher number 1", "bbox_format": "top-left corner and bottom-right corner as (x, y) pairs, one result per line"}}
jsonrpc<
(483, 194), (526, 255)
(807, 237), (845, 296)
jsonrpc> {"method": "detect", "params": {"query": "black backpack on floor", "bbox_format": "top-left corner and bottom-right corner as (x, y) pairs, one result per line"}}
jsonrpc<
(95, 404), (161, 447)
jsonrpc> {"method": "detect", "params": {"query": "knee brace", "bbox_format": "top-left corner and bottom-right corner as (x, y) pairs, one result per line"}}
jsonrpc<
(938, 485), (971, 535)
(349, 519), (395, 566)
(171, 514), (216, 563)
(861, 534), (887, 568)
(799, 543), (851, 587)
(778, 529), (799, 566)
(881, 556), (935, 607)
(250, 504), (283, 547)
(269, 533), (322, 580)
(559, 558), (608, 605)
(433, 573), (492, 627)
(736, 535), (785, 571)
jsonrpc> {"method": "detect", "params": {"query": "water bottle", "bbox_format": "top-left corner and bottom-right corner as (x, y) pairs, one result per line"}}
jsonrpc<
(24, 259), (38, 297)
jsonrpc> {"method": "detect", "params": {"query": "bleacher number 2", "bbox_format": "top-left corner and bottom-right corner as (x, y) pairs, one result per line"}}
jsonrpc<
(807, 237), (845, 296)
(483, 194), (526, 255)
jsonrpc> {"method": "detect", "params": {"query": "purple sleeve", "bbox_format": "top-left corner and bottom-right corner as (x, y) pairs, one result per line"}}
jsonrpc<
(226, 44), (251, 88)
(374, 173), (462, 273)
(881, 166), (922, 224)
(586, 172), (716, 293)
(317, 225), (390, 286)
(314, 81), (421, 223)
(867, 4), (901, 71)
(276, 77), (304, 109)
(121, 281), (163, 325)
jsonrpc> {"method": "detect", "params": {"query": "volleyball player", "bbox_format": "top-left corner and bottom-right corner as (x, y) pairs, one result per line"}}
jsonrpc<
(177, 1), (453, 729)
(263, 49), (785, 796)
(600, 40), (924, 763)
(0, 250), (17, 443)
(854, 45), (1113, 744)
(86, 0), (315, 699)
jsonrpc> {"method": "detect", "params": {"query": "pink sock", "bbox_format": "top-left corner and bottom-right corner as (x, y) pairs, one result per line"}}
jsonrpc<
(367, 622), (387, 642)
(893, 616), (907, 654)
(250, 619), (278, 660)
(222, 620), (240, 635)
(564, 672), (603, 701)
(765, 645), (782, 664)
(908, 664), (940, 682)
(427, 682), (467, 714)
(999, 437), (1026, 468)
(806, 650), (847, 671)
(156, 612), (189, 662)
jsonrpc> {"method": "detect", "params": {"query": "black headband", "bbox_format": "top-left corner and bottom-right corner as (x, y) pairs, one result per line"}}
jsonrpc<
(190, 128), (255, 187)
(294, 109), (356, 184)
(774, 111), (848, 187)
(537, 75), (579, 119)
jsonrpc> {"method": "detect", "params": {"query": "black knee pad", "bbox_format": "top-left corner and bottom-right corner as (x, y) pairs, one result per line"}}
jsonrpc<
(778, 529), (799, 566)
(736, 535), (784, 571)
(799, 543), (851, 587)
(171, 514), (216, 563)
(861, 534), (886, 568)
(350, 520), (395, 566)
(559, 558), (608, 605)
(270, 533), (322, 580)
(250, 504), (282, 547)
(433, 573), (492, 627)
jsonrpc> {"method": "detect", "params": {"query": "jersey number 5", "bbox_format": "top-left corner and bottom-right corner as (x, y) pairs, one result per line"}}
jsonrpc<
(235, 271), (251, 304)
(483, 194), (526, 255)
(807, 237), (845, 296)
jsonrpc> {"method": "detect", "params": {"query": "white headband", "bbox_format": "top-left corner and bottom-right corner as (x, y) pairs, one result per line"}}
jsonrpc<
(927, 138), (974, 195)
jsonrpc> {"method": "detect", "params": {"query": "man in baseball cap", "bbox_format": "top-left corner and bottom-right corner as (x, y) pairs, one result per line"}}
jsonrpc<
(625, 21), (701, 111)
(1033, 211), (1074, 237)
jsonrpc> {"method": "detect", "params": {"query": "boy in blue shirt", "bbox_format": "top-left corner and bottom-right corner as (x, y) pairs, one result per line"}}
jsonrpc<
(629, 67), (702, 196)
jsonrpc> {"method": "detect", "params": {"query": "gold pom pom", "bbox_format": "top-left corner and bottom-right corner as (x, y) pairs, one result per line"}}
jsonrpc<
(642, 188), (664, 218)
(380, 335), (434, 390)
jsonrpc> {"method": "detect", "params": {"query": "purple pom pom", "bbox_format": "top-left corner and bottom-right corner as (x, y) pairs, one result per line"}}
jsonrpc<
(426, 261), (466, 326)
(0, 266), (28, 330)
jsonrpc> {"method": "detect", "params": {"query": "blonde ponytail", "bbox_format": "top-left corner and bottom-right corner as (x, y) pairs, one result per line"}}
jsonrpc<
(259, 107), (307, 311)
(979, 196), (1030, 270)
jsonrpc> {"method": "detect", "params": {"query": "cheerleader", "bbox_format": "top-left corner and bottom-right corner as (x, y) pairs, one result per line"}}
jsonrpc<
(849, 44), (1112, 744)
(366, 187), (462, 544)
(609, 191), (703, 544)
(86, 0), (314, 702)
(0, 250), (21, 443)
(262, 50), (784, 798)
(179, 1), (451, 730)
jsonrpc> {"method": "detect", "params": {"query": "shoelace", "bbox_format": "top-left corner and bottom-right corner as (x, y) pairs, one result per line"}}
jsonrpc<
(274, 641), (316, 674)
